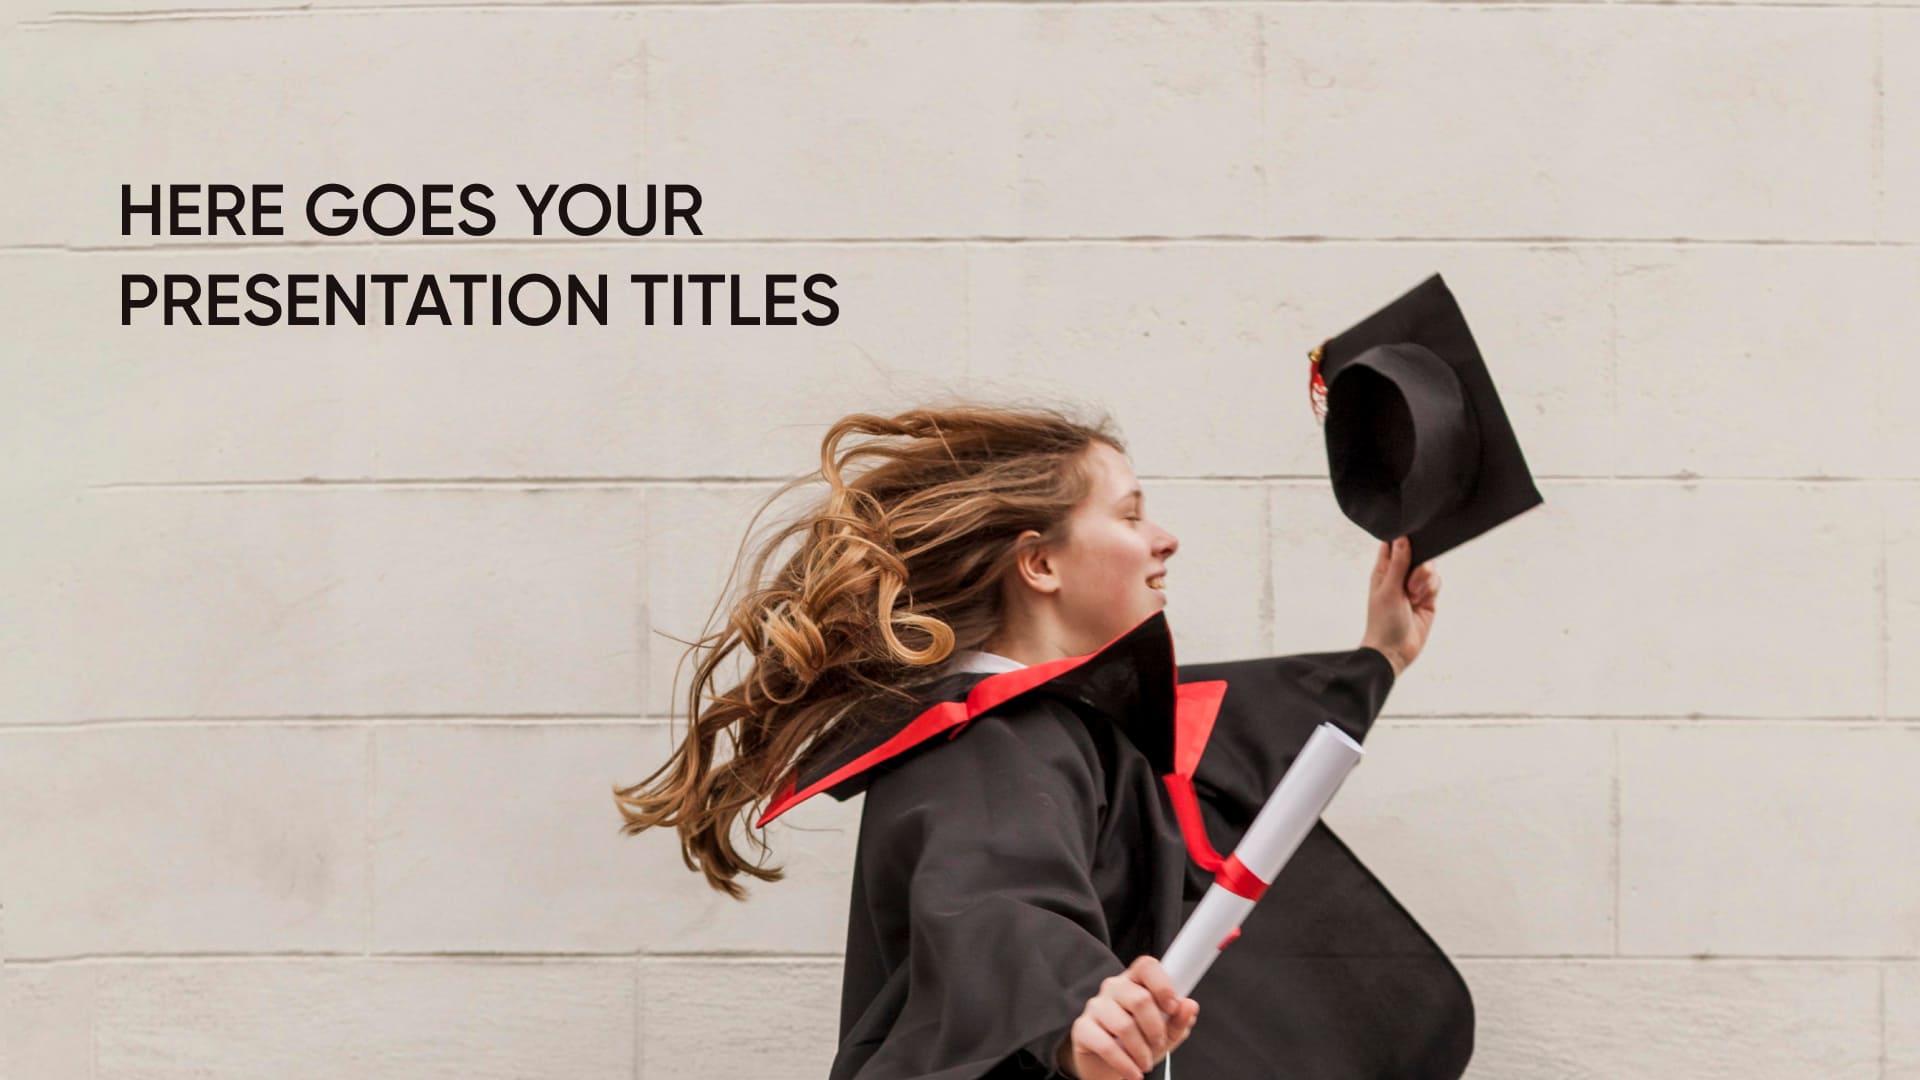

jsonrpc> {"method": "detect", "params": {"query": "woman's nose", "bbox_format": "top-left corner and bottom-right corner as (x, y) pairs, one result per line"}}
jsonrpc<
(1156, 528), (1179, 558)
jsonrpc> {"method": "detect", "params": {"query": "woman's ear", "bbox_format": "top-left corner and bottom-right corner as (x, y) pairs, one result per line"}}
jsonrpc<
(1009, 529), (1063, 596)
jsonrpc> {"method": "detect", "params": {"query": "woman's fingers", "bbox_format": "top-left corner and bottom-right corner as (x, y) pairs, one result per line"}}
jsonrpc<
(1407, 564), (1440, 602)
(1168, 999), (1200, 1047)
(1416, 571), (1442, 606)
(1072, 1014), (1143, 1080)
(1126, 955), (1182, 1016)
(1090, 996), (1154, 1072)
(1112, 979), (1168, 1054)
(1117, 960), (1173, 1047)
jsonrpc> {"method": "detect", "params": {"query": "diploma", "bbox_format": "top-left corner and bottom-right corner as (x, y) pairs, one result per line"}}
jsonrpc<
(1159, 722), (1366, 997)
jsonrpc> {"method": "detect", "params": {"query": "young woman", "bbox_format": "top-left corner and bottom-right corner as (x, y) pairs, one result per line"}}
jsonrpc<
(615, 405), (1473, 1079)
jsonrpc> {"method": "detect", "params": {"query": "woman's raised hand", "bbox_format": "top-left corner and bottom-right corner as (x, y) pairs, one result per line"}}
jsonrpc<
(1056, 955), (1200, 1080)
(1361, 535), (1440, 676)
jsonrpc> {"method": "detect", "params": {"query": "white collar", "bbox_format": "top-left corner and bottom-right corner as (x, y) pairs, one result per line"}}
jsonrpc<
(945, 649), (1028, 675)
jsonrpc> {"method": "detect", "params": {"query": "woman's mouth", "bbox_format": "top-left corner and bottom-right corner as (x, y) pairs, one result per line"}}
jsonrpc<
(1147, 574), (1166, 591)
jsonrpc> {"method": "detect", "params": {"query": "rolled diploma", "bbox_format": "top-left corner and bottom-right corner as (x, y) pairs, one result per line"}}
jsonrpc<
(1159, 721), (1365, 998)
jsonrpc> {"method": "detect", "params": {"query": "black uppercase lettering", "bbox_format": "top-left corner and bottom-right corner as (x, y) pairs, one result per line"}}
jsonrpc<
(122, 184), (286, 237)
(206, 274), (240, 325)
(729, 274), (759, 326)
(450, 274), (486, 323)
(569, 275), (608, 326)
(122, 185), (161, 237)
(362, 184), (416, 237)
(206, 185), (245, 236)
(286, 274), (319, 325)
(420, 184), (455, 237)
(803, 273), (838, 326)
(616, 185), (658, 236)
(168, 186), (201, 236)
(370, 274), (406, 326)
(688, 273), (723, 326)
(122, 274), (157, 323)
(246, 274), (282, 325)
(765, 274), (798, 326)
(255, 185), (285, 236)
(630, 274), (665, 324)
(518, 184), (559, 235)
(510, 274), (561, 326)
(408, 276), (449, 325)
(666, 184), (702, 235)
(308, 183), (357, 236)
(163, 274), (202, 325)
(459, 185), (495, 237)
(327, 276), (366, 325)
(559, 184), (611, 236)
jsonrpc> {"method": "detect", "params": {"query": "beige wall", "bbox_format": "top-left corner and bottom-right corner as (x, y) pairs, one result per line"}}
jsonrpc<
(3, 0), (1917, 1076)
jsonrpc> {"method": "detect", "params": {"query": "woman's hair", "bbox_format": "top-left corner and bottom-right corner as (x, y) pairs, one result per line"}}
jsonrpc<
(612, 403), (1123, 898)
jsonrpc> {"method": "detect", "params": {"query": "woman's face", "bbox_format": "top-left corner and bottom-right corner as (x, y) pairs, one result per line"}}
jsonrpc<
(1047, 442), (1180, 652)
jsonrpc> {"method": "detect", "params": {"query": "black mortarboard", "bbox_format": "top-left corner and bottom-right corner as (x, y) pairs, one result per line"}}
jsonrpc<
(1306, 272), (1543, 567)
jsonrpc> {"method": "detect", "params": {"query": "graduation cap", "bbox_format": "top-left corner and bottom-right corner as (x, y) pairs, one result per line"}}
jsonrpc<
(1306, 272), (1544, 567)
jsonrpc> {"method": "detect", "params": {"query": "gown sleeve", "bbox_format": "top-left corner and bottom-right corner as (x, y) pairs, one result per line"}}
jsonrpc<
(836, 700), (1126, 1080)
(1164, 648), (1478, 1078)
(1177, 646), (1397, 832)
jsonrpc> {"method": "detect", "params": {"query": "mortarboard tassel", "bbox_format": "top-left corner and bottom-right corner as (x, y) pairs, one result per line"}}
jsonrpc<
(1308, 341), (1329, 427)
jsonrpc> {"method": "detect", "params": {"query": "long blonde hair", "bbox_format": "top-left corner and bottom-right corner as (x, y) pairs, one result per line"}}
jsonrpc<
(612, 404), (1123, 898)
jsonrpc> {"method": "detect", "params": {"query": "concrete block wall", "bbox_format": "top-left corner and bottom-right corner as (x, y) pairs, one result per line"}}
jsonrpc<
(2, 0), (1915, 1076)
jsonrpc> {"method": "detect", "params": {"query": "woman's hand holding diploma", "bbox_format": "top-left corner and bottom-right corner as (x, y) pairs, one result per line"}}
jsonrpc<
(1362, 535), (1441, 677)
(1056, 956), (1199, 1080)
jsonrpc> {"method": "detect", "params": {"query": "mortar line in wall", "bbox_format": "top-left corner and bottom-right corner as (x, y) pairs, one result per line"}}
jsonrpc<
(3, 945), (775, 960)
(26, 0), (1920, 23)
(2, 716), (660, 731)
(7, 236), (1919, 255)
(5, 948), (1913, 967)
(1377, 716), (1920, 726)
(641, 952), (845, 959)
(1463, 954), (1918, 964)
(80, 476), (1920, 492)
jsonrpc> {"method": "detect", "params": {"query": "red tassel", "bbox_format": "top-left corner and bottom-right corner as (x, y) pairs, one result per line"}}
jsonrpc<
(1308, 342), (1329, 426)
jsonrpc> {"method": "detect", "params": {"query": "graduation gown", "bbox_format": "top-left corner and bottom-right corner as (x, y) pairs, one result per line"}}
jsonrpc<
(757, 611), (1475, 1079)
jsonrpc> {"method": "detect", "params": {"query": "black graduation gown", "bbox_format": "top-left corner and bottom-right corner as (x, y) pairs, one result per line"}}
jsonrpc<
(756, 611), (1475, 1079)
